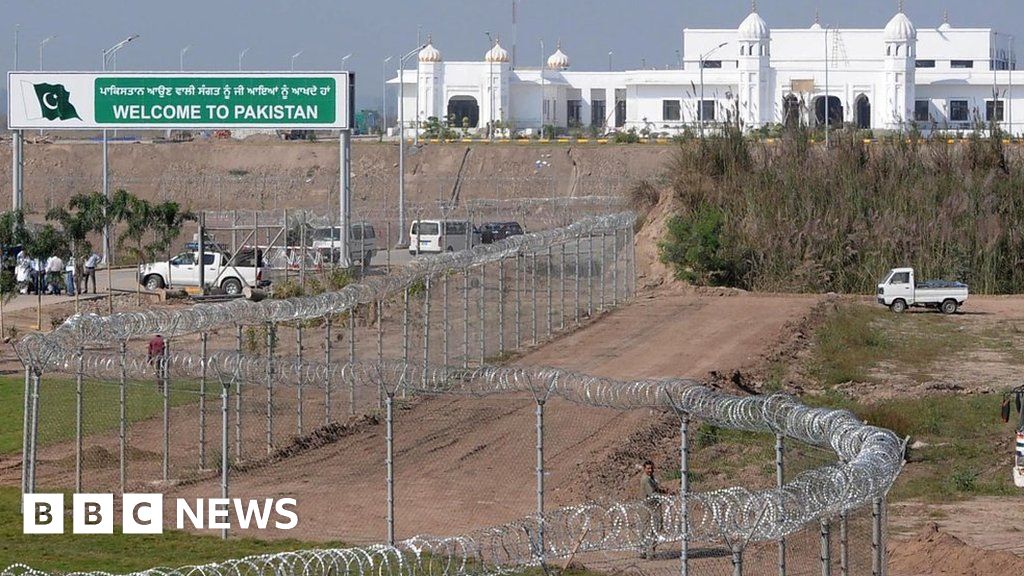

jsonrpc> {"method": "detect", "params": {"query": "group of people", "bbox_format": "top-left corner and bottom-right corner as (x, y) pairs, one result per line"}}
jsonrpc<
(14, 251), (101, 296)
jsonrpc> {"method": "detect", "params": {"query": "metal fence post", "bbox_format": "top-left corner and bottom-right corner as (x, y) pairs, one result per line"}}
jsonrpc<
(872, 498), (883, 576)
(119, 340), (127, 493)
(777, 433), (787, 576)
(821, 519), (832, 576)
(235, 325), (243, 462)
(545, 246), (552, 340)
(350, 305), (357, 366)
(587, 233), (594, 317)
(681, 412), (690, 576)
(732, 545), (744, 576)
(75, 348), (84, 492)
(402, 287), (410, 368)
(443, 275), (450, 367)
(840, 511), (849, 576)
(265, 322), (276, 455)
(463, 268), (470, 368)
(479, 264), (486, 365)
(498, 259), (505, 354)
(386, 389), (395, 546)
(612, 228), (619, 307)
(535, 398), (546, 566)
(531, 251), (538, 345)
(574, 237), (582, 325)
(220, 378), (230, 540)
(162, 338), (170, 482)
(21, 367), (31, 495)
(422, 277), (431, 384)
(325, 316), (332, 424)
(559, 243), (566, 331)
(200, 332), (208, 470)
(599, 230), (607, 311)
(377, 301), (384, 365)
(629, 222), (637, 297)
(29, 369), (40, 493)
(296, 324), (304, 436)
(515, 256), (522, 350)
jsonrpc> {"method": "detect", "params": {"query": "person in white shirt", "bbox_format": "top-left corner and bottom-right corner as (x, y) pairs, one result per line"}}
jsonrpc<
(82, 253), (101, 294)
(45, 255), (64, 295)
(65, 257), (77, 296)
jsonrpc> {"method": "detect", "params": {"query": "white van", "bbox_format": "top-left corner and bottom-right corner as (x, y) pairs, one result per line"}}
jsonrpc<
(309, 222), (377, 267)
(410, 220), (479, 254)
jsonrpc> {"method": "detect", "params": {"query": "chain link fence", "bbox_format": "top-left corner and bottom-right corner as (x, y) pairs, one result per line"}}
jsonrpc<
(7, 212), (903, 576)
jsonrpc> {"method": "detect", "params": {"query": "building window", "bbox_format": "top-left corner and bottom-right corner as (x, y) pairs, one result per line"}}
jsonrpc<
(987, 100), (1005, 122)
(567, 100), (582, 126)
(615, 99), (626, 127)
(591, 100), (607, 127)
(951, 60), (974, 69)
(663, 100), (681, 121)
(949, 100), (969, 122)
(701, 60), (722, 69)
(915, 60), (936, 68)
(699, 100), (716, 121)
(914, 100), (930, 122)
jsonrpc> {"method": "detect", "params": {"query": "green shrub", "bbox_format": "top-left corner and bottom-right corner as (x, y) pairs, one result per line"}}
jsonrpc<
(659, 204), (748, 287)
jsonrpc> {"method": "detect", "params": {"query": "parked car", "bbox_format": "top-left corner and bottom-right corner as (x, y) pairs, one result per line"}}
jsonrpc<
(138, 251), (264, 295)
(479, 221), (525, 244)
(309, 222), (377, 267)
(876, 267), (968, 314)
(409, 220), (479, 254)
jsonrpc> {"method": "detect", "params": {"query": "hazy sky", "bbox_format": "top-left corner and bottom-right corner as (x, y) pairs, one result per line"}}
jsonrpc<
(4, 1), (1024, 109)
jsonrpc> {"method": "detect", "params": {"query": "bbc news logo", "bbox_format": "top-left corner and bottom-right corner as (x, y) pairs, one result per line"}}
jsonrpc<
(23, 494), (298, 534)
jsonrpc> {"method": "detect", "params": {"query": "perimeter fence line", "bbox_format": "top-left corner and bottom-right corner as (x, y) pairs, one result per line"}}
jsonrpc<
(11, 211), (904, 576)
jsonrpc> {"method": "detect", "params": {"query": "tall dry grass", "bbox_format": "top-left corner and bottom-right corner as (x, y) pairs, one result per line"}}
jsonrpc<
(662, 126), (1024, 294)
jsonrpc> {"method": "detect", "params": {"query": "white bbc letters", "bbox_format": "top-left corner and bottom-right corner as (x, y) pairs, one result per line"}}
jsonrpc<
(73, 493), (114, 534)
(123, 493), (163, 534)
(23, 493), (63, 534)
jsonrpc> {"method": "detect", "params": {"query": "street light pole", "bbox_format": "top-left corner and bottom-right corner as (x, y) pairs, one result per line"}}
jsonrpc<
(397, 44), (427, 248)
(608, 50), (613, 71)
(825, 26), (830, 147)
(699, 42), (728, 140)
(540, 39), (545, 128)
(382, 56), (392, 136)
(238, 47), (249, 71)
(290, 50), (303, 72)
(101, 34), (140, 265)
(180, 45), (190, 71)
(38, 36), (55, 71)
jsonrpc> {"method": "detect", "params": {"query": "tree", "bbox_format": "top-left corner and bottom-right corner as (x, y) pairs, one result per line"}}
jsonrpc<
(116, 194), (159, 303)
(149, 201), (197, 290)
(0, 211), (28, 336)
(46, 202), (95, 312)
(22, 223), (69, 329)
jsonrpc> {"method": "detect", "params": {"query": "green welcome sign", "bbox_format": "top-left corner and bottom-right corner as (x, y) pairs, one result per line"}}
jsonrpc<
(8, 72), (352, 129)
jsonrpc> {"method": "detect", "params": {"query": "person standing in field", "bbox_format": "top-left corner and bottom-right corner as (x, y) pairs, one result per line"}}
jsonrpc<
(640, 459), (673, 559)
(82, 252), (100, 294)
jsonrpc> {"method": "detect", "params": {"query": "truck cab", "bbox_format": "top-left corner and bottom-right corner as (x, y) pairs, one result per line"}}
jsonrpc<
(138, 251), (263, 295)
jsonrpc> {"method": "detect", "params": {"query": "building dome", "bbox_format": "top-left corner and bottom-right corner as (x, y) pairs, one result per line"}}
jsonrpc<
(738, 11), (770, 40)
(884, 12), (916, 42)
(485, 42), (510, 63)
(546, 42), (570, 70)
(419, 39), (442, 63)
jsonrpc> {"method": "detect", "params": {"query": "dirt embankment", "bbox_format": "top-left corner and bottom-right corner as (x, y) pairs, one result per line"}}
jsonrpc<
(0, 140), (670, 214)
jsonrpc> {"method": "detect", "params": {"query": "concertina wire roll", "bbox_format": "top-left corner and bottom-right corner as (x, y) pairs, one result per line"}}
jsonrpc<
(8, 210), (904, 576)
(15, 212), (635, 369)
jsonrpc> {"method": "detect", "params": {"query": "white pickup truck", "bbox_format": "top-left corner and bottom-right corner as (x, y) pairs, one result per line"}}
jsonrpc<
(138, 251), (263, 295)
(876, 267), (968, 314)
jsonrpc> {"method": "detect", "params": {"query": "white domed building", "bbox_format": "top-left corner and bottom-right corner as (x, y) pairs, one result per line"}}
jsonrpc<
(391, 9), (1020, 136)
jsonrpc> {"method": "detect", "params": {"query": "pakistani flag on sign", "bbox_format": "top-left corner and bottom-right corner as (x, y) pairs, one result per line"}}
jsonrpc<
(31, 83), (81, 121)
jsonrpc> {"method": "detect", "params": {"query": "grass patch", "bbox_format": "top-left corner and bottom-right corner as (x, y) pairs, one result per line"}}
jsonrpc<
(809, 304), (963, 387)
(0, 487), (337, 572)
(0, 376), (200, 455)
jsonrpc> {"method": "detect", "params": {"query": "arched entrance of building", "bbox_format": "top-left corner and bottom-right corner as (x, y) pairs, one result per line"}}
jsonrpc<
(855, 95), (871, 129)
(813, 95), (843, 128)
(447, 96), (479, 129)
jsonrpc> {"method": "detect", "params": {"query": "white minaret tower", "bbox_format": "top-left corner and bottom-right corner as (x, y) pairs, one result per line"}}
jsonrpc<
(882, 4), (916, 129)
(417, 36), (443, 123)
(737, 2), (770, 128)
(484, 39), (510, 129)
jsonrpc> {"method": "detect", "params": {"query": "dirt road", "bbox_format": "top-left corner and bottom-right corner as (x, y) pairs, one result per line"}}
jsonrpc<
(149, 290), (818, 542)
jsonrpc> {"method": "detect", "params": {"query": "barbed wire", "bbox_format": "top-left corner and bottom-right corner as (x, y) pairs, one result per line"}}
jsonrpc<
(15, 212), (634, 369)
